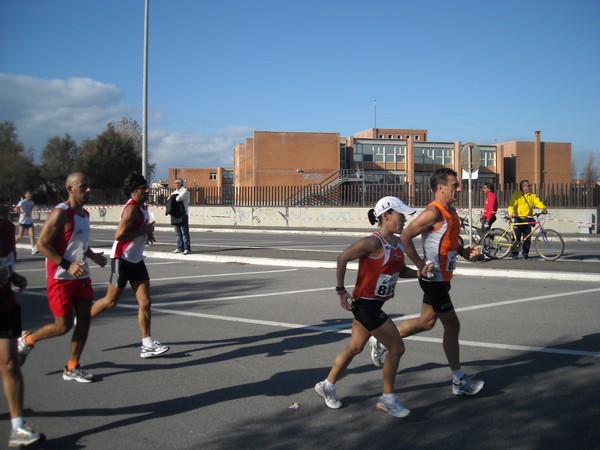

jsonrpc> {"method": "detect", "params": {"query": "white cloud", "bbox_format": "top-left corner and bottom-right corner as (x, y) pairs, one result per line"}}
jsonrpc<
(0, 73), (132, 148)
(0, 73), (253, 180)
(149, 125), (253, 180)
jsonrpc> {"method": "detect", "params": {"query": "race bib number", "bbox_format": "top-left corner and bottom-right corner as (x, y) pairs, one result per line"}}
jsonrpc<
(0, 254), (15, 278)
(446, 251), (457, 272)
(375, 272), (399, 297)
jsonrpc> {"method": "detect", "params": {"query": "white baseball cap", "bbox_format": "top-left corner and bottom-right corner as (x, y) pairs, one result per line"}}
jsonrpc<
(374, 196), (416, 217)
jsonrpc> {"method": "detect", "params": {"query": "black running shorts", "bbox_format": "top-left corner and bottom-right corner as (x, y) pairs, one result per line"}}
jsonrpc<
(419, 279), (454, 313)
(0, 303), (22, 339)
(351, 298), (389, 331)
(110, 258), (150, 289)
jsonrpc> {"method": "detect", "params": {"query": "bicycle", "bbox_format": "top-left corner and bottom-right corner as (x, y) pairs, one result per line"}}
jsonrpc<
(458, 213), (482, 249)
(482, 212), (564, 261)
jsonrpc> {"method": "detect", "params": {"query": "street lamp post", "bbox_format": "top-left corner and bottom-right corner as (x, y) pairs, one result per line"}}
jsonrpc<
(142, 0), (149, 179)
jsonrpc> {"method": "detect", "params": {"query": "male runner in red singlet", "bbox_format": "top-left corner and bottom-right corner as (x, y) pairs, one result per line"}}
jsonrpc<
(18, 172), (107, 383)
(91, 173), (169, 358)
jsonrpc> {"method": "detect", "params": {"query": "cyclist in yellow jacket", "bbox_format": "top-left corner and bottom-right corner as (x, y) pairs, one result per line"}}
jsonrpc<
(507, 180), (547, 259)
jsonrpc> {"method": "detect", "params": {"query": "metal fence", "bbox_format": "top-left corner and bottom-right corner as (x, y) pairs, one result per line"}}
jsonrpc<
(89, 182), (599, 209)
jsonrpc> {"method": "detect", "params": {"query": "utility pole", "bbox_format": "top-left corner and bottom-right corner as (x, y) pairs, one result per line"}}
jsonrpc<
(142, 0), (149, 179)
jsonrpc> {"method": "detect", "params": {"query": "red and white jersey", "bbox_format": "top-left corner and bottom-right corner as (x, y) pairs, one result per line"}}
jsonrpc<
(111, 199), (148, 263)
(0, 220), (17, 312)
(421, 201), (460, 282)
(46, 203), (91, 280)
(352, 232), (406, 301)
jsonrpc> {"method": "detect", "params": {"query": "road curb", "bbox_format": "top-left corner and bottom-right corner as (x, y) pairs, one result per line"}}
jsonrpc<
(143, 250), (600, 282)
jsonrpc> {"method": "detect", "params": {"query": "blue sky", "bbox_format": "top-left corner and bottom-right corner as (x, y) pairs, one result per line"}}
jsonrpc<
(1, 0), (598, 181)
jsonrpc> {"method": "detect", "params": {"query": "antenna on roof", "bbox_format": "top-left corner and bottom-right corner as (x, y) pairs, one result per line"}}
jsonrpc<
(374, 99), (377, 129)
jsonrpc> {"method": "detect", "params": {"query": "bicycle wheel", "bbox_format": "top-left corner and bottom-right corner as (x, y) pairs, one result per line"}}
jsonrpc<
(534, 229), (564, 261)
(482, 228), (513, 259)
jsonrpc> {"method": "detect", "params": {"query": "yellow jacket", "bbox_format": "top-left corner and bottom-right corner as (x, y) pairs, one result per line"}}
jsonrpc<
(507, 191), (546, 217)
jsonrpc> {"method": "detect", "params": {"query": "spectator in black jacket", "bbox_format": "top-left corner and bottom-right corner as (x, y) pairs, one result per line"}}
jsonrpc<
(167, 179), (191, 255)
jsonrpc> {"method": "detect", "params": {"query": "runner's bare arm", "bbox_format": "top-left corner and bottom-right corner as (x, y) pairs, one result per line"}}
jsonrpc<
(400, 206), (439, 276)
(114, 205), (154, 241)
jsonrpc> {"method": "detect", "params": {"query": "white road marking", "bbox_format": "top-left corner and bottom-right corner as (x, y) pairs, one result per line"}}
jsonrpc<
(14, 260), (181, 273)
(151, 268), (297, 284)
(17, 273), (600, 358)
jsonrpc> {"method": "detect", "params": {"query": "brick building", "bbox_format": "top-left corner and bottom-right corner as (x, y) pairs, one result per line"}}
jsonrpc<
(167, 127), (571, 203)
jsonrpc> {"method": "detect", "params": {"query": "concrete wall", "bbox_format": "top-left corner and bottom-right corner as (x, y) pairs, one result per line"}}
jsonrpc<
(40, 205), (598, 234)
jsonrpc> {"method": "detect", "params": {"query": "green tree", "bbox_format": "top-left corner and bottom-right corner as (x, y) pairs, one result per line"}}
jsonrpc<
(40, 134), (82, 183)
(0, 121), (40, 204)
(37, 134), (82, 203)
(79, 123), (142, 189)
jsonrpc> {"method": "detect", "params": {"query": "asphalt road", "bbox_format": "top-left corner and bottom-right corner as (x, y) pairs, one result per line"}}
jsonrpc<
(91, 225), (600, 277)
(3, 227), (600, 449)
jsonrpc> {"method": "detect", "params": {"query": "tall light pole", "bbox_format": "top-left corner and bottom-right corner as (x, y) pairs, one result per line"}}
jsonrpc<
(142, 0), (149, 179)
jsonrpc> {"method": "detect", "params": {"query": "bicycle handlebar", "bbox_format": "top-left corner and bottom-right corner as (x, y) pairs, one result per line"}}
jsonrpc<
(502, 211), (548, 221)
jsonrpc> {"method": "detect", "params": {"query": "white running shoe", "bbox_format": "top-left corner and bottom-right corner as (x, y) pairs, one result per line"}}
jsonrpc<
(8, 422), (43, 447)
(369, 336), (388, 368)
(452, 374), (484, 396)
(314, 381), (342, 409)
(375, 394), (411, 418)
(141, 341), (170, 358)
(63, 365), (94, 383)
(17, 331), (32, 366)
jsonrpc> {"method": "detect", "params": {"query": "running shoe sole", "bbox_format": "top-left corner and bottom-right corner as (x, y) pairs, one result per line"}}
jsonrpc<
(375, 400), (411, 418)
(140, 345), (170, 358)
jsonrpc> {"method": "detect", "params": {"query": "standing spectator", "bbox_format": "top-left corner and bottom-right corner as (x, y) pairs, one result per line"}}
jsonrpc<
(169, 179), (191, 255)
(91, 173), (169, 359)
(369, 168), (484, 397)
(18, 172), (107, 383)
(314, 196), (420, 418)
(507, 180), (547, 259)
(15, 191), (38, 255)
(0, 196), (44, 447)
(480, 182), (498, 235)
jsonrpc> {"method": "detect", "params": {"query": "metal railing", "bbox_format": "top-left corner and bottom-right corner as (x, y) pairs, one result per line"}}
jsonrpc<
(87, 182), (599, 209)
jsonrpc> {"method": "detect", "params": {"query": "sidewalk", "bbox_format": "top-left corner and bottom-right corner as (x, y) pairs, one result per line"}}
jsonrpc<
(18, 225), (600, 282)
(96, 221), (600, 241)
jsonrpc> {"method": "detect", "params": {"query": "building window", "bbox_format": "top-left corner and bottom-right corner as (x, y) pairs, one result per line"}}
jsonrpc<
(397, 134), (403, 139)
(378, 134), (384, 139)
(388, 134), (393, 139)
(209, 173), (217, 180)
(415, 136), (420, 141)
(414, 145), (453, 166)
(480, 149), (496, 167)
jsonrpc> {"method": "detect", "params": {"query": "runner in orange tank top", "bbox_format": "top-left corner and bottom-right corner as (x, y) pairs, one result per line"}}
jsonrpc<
(370, 168), (485, 397)
(314, 196), (426, 418)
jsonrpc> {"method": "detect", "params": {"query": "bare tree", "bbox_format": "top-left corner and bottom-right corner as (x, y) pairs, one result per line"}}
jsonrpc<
(582, 151), (598, 186)
(109, 117), (156, 178)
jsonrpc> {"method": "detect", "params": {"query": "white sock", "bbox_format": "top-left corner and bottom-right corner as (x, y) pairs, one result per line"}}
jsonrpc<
(382, 393), (396, 401)
(324, 379), (335, 391)
(142, 337), (153, 347)
(453, 368), (465, 381)
(11, 417), (24, 430)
